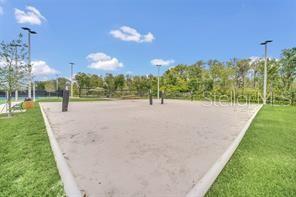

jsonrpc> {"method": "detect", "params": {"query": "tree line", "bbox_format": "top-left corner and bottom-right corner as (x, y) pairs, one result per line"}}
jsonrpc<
(2, 34), (295, 118)
(38, 48), (296, 104)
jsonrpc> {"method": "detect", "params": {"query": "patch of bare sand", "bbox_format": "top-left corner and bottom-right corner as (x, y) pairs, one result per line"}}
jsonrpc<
(42, 100), (259, 197)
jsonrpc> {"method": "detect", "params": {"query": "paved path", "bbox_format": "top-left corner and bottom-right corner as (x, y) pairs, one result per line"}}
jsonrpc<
(42, 100), (260, 197)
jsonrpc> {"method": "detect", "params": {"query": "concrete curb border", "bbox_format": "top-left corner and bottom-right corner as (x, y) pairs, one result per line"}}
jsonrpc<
(40, 103), (81, 197)
(186, 104), (263, 197)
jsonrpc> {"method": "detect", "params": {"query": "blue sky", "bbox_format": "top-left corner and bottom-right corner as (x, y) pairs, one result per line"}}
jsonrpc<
(0, 0), (296, 79)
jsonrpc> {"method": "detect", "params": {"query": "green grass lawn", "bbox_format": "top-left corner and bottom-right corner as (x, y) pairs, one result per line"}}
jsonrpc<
(0, 104), (64, 196)
(206, 105), (296, 196)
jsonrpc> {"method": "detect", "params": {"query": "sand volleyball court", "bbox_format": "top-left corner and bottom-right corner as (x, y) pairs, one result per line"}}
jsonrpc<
(42, 100), (260, 197)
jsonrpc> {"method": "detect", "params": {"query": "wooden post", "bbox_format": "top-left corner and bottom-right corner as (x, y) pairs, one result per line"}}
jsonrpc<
(149, 90), (153, 105)
(62, 85), (70, 112)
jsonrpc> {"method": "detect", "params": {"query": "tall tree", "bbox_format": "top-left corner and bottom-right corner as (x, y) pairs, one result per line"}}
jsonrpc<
(75, 72), (90, 94)
(280, 48), (296, 91)
(114, 74), (125, 91)
(187, 61), (204, 92)
(0, 34), (27, 116)
(44, 80), (56, 96)
(104, 74), (116, 96)
(235, 59), (250, 93)
(89, 74), (103, 88)
(208, 60), (225, 92)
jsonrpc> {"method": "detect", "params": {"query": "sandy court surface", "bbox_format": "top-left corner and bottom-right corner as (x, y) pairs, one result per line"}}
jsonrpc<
(42, 100), (260, 197)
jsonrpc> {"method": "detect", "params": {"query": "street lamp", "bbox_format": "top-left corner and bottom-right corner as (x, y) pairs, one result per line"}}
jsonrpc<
(22, 27), (37, 101)
(69, 62), (75, 98)
(156, 64), (162, 99)
(10, 43), (22, 101)
(260, 40), (272, 104)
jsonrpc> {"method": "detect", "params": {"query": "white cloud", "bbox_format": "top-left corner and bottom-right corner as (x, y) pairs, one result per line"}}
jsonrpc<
(32, 60), (58, 76)
(0, 6), (3, 15)
(142, 32), (154, 42)
(151, 58), (174, 66)
(1, 59), (57, 76)
(15, 6), (46, 25)
(110, 26), (155, 43)
(87, 52), (123, 71)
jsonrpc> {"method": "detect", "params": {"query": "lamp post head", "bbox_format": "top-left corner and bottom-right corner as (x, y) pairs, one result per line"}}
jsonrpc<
(260, 40), (273, 45)
(22, 27), (30, 31)
(21, 27), (37, 34)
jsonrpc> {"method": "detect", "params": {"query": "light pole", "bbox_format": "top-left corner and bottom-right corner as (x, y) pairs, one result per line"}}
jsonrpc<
(156, 64), (162, 99)
(56, 74), (59, 92)
(69, 62), (75, 98)
(22, 27), (37, 100)
(10, 43), (22, 101)
(260, 40), (272, 104)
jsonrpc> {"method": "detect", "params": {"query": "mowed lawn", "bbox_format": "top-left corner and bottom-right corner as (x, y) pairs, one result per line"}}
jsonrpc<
(207, 105), (296, 196)
(0, 104), (64, 196)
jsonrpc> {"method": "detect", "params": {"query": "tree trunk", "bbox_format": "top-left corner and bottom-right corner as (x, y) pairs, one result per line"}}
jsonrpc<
(7, 89), (12, 117)
(253, 71), (257, 88)
(271, 82), (273, 105)
(242, 76), (245, 96)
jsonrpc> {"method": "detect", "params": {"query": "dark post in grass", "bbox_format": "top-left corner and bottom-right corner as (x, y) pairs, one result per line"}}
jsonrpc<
(62, 84), (70, 112)
(161, 90), (164, 104)
(149, 89), (153, 105)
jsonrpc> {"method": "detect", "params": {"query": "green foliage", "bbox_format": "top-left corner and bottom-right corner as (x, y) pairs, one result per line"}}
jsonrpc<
(44, 80), (56, 96)
(280, 48), (296, 91)
(36, 77), (69, 91)
(103, 73), (116, 96)
(75, 72), (91, 89)
(114, 74), (125, 90)
(89, 74), (103, 88)
(34, 47), (296, 104)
